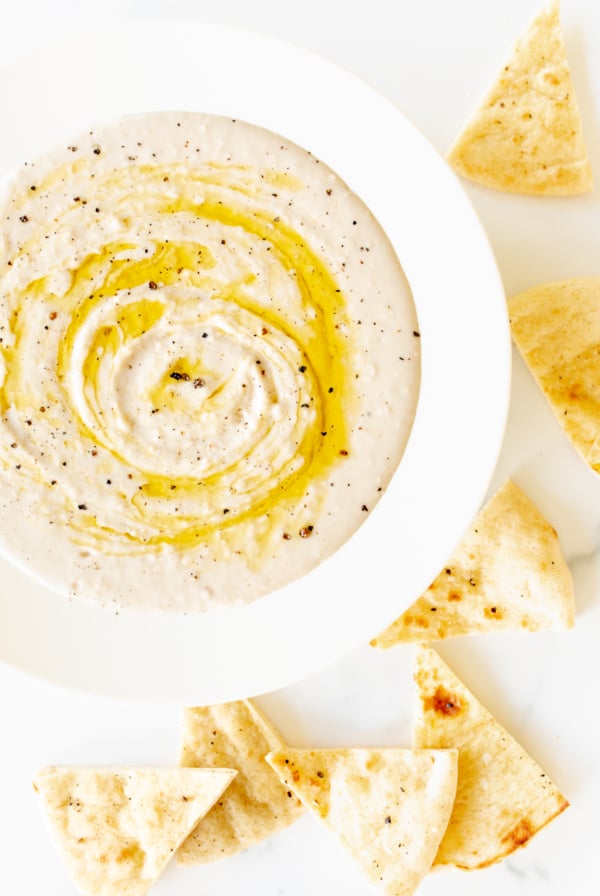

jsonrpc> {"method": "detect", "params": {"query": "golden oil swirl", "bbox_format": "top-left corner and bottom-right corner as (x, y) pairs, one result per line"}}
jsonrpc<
(0, 160), (354, 554)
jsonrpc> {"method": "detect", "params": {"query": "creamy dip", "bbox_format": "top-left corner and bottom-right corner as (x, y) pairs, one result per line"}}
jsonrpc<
(0, 112), (419, 612)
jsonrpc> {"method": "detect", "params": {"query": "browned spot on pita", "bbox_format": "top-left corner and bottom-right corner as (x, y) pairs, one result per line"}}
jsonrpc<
(501, 817), (534, 848)
(404, 613), (430, 630)
(484, 606), (503, 619)
(116, 844), (144, 864)
(424, 687), (464, 718)
(366, 754), (385, 773)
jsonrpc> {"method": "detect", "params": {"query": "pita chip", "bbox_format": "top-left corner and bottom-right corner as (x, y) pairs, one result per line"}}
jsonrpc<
(371, 480), (575, 647)
(266, 747), (457, 896)
(33, 766), (236, 896)
(510, 277), (600, 474)
(447, 0), (592, 195)
(177, 700), (304, 865)
(413, 647), (569, 869)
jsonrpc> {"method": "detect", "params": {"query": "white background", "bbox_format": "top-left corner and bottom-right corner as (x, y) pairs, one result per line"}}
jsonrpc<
(1, 1), (600, 894)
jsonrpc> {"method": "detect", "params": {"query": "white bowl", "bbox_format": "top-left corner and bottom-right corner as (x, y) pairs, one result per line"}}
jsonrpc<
(0, 22), (510, 703)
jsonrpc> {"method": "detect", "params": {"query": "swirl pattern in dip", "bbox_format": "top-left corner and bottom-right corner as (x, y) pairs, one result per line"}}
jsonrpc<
(0, 113), (419, 612)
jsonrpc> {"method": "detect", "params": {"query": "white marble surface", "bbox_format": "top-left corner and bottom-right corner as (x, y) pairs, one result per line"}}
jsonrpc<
(1, 0), (600, 893)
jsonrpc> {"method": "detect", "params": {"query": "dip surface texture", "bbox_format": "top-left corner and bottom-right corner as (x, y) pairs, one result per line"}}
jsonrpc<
(0, 112), (419, 612)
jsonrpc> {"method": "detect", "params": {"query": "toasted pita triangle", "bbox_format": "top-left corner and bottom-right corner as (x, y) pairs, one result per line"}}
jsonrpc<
(34, 767), (236, 896)
(371, 480), (574, 648)
(266, 748), (457, 896)
(447, 0), (592, 195)
(509, 277), (600, 473)
(177, 700), (304, 865)
(413, 648), (568, 869)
